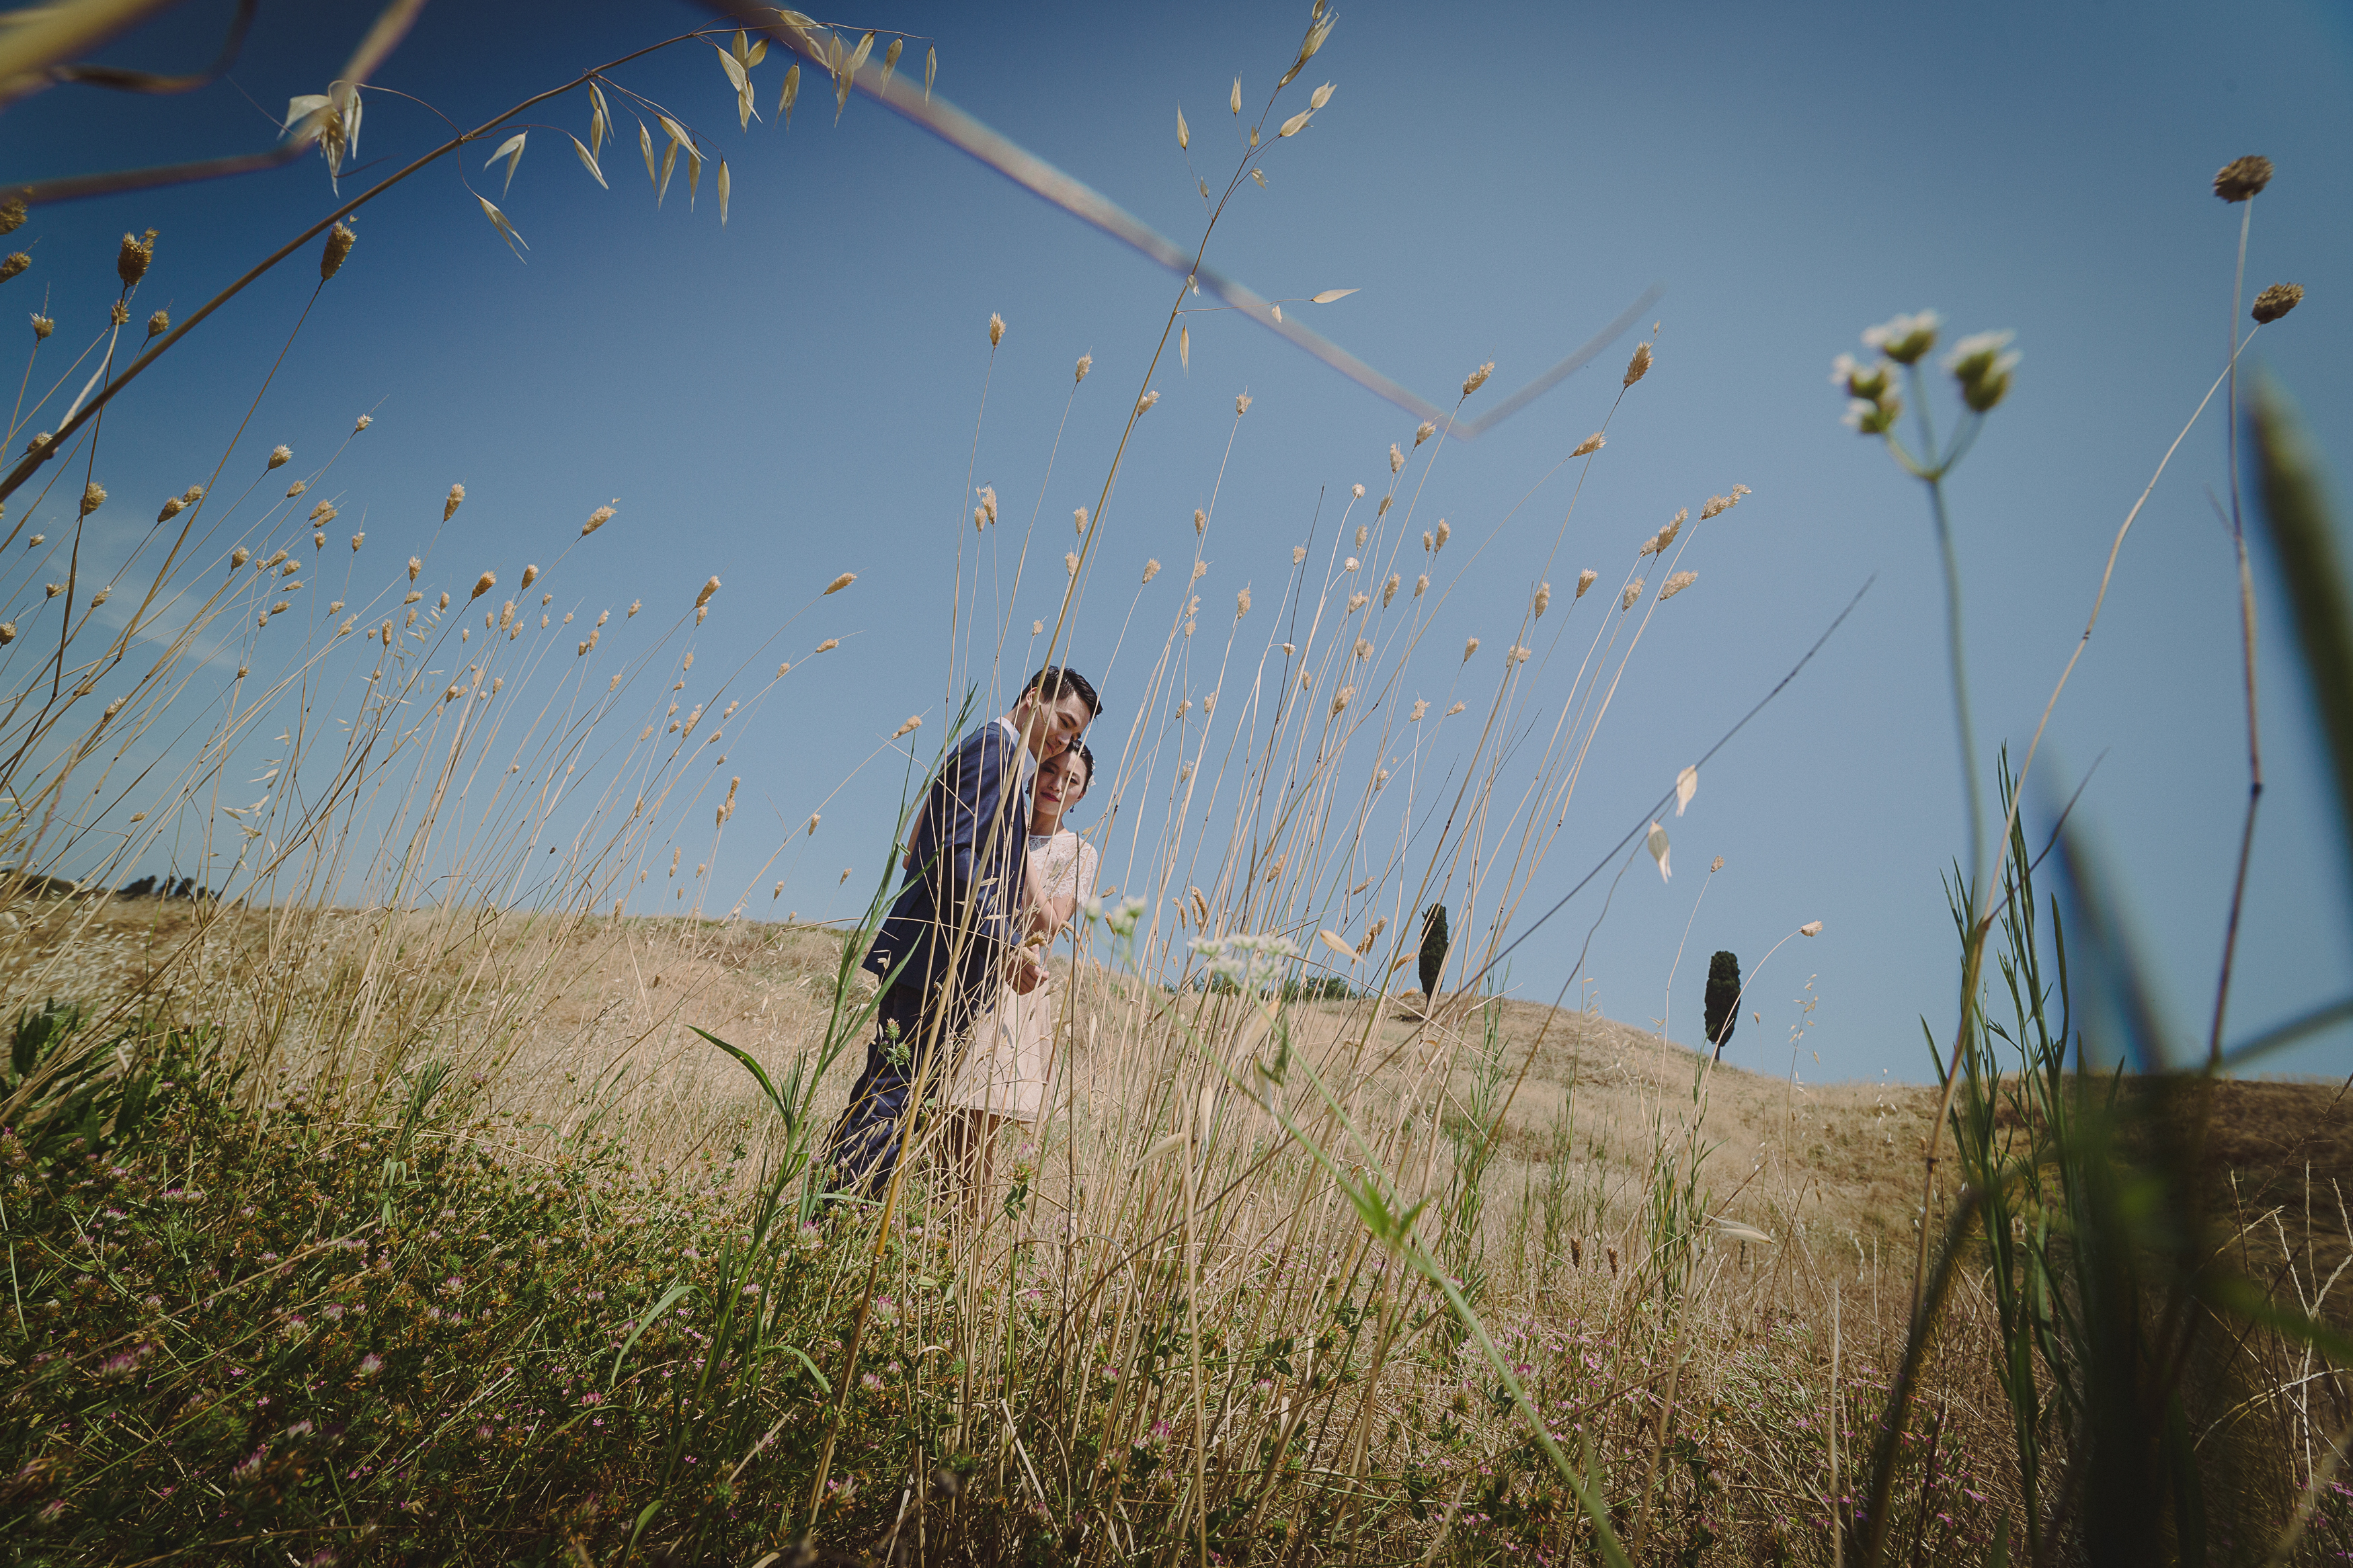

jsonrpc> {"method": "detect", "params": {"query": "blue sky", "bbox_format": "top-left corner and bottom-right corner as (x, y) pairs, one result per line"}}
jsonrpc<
(7, 0), (2350, 1082)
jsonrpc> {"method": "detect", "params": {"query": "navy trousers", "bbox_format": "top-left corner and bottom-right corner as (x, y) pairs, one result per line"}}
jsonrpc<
(826, 979), (973, 1198)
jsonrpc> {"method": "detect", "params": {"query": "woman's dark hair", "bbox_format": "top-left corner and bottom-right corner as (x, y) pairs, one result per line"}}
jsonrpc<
(1066, 741), (1095, 794)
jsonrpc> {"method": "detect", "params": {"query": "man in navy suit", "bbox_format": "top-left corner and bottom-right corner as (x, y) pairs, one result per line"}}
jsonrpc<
(827, 666), (1100, 1196)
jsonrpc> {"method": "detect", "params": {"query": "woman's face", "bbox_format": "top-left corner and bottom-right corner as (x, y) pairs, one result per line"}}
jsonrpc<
(1033, 749), (1090, 823)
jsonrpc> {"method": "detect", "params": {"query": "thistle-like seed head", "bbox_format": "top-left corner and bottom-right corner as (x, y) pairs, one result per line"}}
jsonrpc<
(1862, 310), (1940, 366)
(2251, 282), (2303, 325)
(1351, 483), (1365, 498)
(116, 229), (155, 288)
(2213, 155), (2273, 202)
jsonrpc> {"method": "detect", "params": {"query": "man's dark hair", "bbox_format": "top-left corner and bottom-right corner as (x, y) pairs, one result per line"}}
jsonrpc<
(1023, 665), (1100, 720)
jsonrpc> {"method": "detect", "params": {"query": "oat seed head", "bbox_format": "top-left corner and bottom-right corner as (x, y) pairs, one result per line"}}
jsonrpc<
(1622, 341), (1652, 388)
(1137, 389), (1160, 415)
(2213, 155), (2273, 202)
(2252, 282), (2303, 324)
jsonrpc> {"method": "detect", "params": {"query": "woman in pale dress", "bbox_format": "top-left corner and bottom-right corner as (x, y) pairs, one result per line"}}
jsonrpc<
(945, 741), (1099, 1200)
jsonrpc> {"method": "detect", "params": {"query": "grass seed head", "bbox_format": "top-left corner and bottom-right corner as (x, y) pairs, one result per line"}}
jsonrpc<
(268, 445), (291, 470)
(825, 572), (855, 594)
(1137, 389), (1160, 415)
(1463, 636), (1478, 661)
(1236, 393), (1251, 415)
(815, 638), (838, 653)
(1622, 577), (1644, 609)
(470, 572), (494, 601)
(116, 229), (155, 287)
(582, 501), (616, 536)
(1660, 570), (1697, 601)
(1330, 686), (1353, 715)
(30, 313), (52, 340)
(2251, 282), (2303, 324)
(1414, 421), (1435, 447)
(1074, 505), (1088, 534)
(1143, 559), (1161, 584)
(146, 309), (168, 337)
(1571, 431), (1604, 456)
(1800, 920), (1824, 936)
(1384, 572), (1399, 606)
(110, 298), (129, 325)
(1195, 507), (1207, 534)
(285, 479), (307, 498)
(1075, 353), (1092, 383)
(354, 414), (370, 431)
(2214, 155), (2273, 202)
(231, 547), (250, 568)
(444, 483), (465, 521)
(1293, 545), (1307, 565)
(1414, 573), (1427, 597)
(79, 481), (106, 518)
(1409, 698), (1428, 720)
(351, 532), (364, 550)
(989, 312), (1005, 347)
(1576, 567), (1597, 598)
(407, 555), (420, 581)
(696, 575), (720, 608)
(1236, 587), (1252, 617)
(520, 564), (539, 590)
(158, 495), (186, 523)
(0, 198), (22, 235)
(320, 222), (355, 280)
(1445, 700), (1464, 715)
(1533, 581), (1550, 617)
(1389, 442), (1404, 473)
(1435, 520), (1449, 550)
(0, 253), (28, 284)
(1698, 485), (1752, 520)
(1463, 360), (1494, 395)
(1622, 341), (1652, 387)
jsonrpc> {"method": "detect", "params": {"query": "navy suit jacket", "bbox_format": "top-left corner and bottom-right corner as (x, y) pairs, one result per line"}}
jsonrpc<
(861, 720), (1029, 1005)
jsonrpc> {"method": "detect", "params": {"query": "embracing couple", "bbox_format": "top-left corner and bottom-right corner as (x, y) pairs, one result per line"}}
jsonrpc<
(826, 666), (1103, 1201)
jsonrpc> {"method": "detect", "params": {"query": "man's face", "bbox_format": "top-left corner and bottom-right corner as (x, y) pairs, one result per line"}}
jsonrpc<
(1014, 688), (1092, 762)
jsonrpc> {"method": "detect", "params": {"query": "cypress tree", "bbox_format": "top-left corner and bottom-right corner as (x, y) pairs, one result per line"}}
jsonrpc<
(1705, 950), (1741, 1059)
(1419, 904), (1450, 999)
